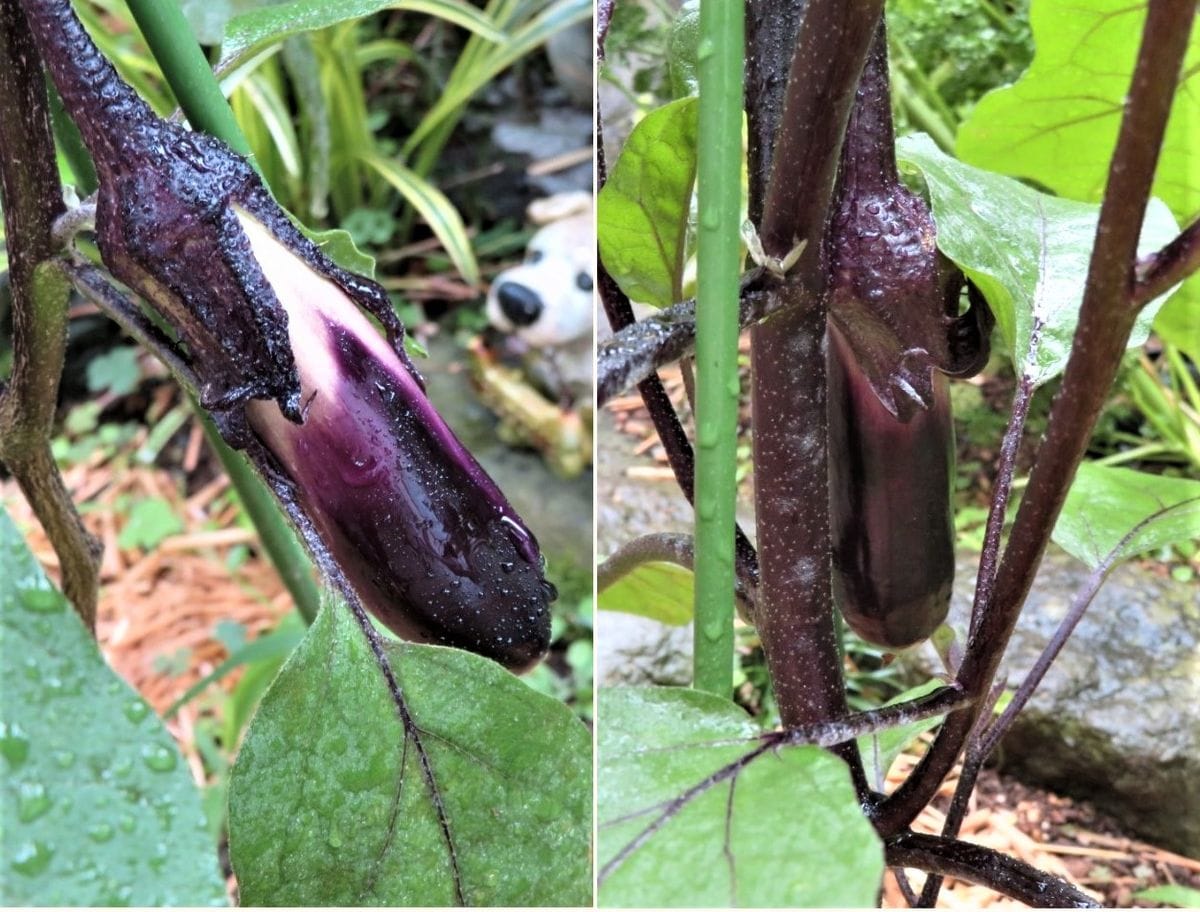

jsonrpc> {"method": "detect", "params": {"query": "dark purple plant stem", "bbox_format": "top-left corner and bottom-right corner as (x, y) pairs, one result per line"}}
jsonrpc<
(0, 0), (102, 630)
(595, 268), (778, 406)
(921, 501), (1200, 906)
(968, 374), (1033, 638)
(744, 0), (882, 734)
(886, 832), (1100, 908)
(596, 47), (759, 589)
(874, 0), (1199, 837)
(1135, 216), (1200, 307)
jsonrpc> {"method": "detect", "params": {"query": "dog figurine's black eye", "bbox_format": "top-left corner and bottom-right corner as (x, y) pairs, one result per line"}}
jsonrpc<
(575, 272), (593, 292)
(526, 249), (544, 264)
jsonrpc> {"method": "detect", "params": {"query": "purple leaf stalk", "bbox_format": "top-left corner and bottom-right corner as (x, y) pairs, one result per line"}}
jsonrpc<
(825, 25), (992, 649)
(19, 0), (554, 669)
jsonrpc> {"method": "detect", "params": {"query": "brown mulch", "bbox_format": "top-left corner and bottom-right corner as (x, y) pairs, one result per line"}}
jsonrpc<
(879, 748), (1200, 908)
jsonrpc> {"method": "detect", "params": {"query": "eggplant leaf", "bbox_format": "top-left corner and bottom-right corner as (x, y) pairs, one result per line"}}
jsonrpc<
(227, 596), (591, 906)
(598, 560), (694, 626)
(598, 686), (882, 907)
(0, 507), (225, 906)
(598, 98), (699, 309)
(1053, 463), (1200, 569)
(955, 0), (1200, 360)
(897, 134), (1180, 388)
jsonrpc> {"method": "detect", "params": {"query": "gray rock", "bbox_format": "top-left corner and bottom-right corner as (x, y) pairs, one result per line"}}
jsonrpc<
(910, 551), (1200, 857)
(597, 611), (694, 687)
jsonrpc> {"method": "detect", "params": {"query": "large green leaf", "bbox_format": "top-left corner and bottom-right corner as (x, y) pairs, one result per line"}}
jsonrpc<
(359, 154), (480, 285)
(1052, 463), (1200, 569)
(897, 134), (1180, 388)
(955, 0), (1200, 360)
(598, 687), (883, 907)
(219, 0), (506, 69)
(0, 507), (225, 906)
(955, 0), (1200, 226)
(227, 596), (591, 906)
(598, 98), (699, 309)
(598, 560), (694, 626)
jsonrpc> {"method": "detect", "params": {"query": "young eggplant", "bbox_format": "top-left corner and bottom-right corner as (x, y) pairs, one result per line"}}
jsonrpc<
(19, 0), (554, 669)
(825, 23), (992, 650)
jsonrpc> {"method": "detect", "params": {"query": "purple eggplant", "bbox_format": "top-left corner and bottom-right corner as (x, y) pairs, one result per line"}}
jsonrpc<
(824, 24), (992, 649)
(19, 0), (554, 669)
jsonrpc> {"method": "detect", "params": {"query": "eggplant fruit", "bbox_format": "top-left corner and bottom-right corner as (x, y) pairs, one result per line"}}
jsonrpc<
(18, 0), (554, 669)
(824, 23), (992, 649)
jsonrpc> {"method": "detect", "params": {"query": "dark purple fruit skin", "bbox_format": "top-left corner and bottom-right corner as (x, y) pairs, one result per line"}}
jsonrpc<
(249, 317), (554, 671)
(822, 23), (991, 649)
(827, 325), (955, 649)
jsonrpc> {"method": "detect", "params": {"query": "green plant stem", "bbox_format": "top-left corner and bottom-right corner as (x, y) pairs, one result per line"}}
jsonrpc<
(691, 0), (744, 698)
(123, 0), (254, 160)
(122, 0), (319, 623)
(0, 0), (102, 629)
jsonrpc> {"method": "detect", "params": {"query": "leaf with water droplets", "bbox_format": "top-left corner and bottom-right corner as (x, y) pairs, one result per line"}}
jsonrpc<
(0, 506), (225, 906)
(598, 98), (699, 309)
(598, 687), (883, 906)
(897, 134), (1181, 388)
(227, 594), (591, 905)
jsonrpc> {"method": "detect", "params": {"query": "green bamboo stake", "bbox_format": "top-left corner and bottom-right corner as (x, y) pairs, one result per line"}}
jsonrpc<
(692, 0), (744, 697)
(120, 0), (319, 623)
(123, 0), (253, 160)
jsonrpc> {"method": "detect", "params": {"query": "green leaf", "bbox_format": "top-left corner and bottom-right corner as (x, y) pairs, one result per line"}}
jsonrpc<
(228, 597), (591, 905)
(1134, 885), (1200, 908)
(598, 560), (694, 626)
(116, 497), (184, 552)
(955, 0), (1200, 230)
(85, 346), (141, 397)
(598, 98), (699, 309)
(666, 1), (700, 100)
(0, 506), (225, 906)
(1053, 463), (1200, 569)
(897, 134), (1180, 388)
(301, 224), (377, 277)
(598, 687), (883, 907)
(359, 154), (480, 285)
(219, 0), (506, 69)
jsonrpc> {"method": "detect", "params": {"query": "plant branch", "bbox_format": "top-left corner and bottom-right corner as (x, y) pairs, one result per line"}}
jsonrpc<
(597, 80), (760, 591)
(744, 0), (882, 733)
(886, 832), (1100, 908)
(1134, 216), (1200, 308)
(874, 0), (1199, 836)
(597, 532), (756, 621)
(596, 268), (782, 406)
(0, 0), (101, 629)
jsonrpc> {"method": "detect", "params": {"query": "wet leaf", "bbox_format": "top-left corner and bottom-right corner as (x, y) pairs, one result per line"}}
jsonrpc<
(598, 687), (882, 907)
(227, 596), (591, 906)
(0, 506), (225, 906)
(898, 134), (1180, 388)
(954, 0), (1200, 363)
(598, 560), (694, 626)
(598, 98), (699, 309)
(1053, 463), (1200, 568)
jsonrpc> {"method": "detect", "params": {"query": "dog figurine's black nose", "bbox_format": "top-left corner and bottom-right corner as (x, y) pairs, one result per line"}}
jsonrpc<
(496, 282), (543, 327)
